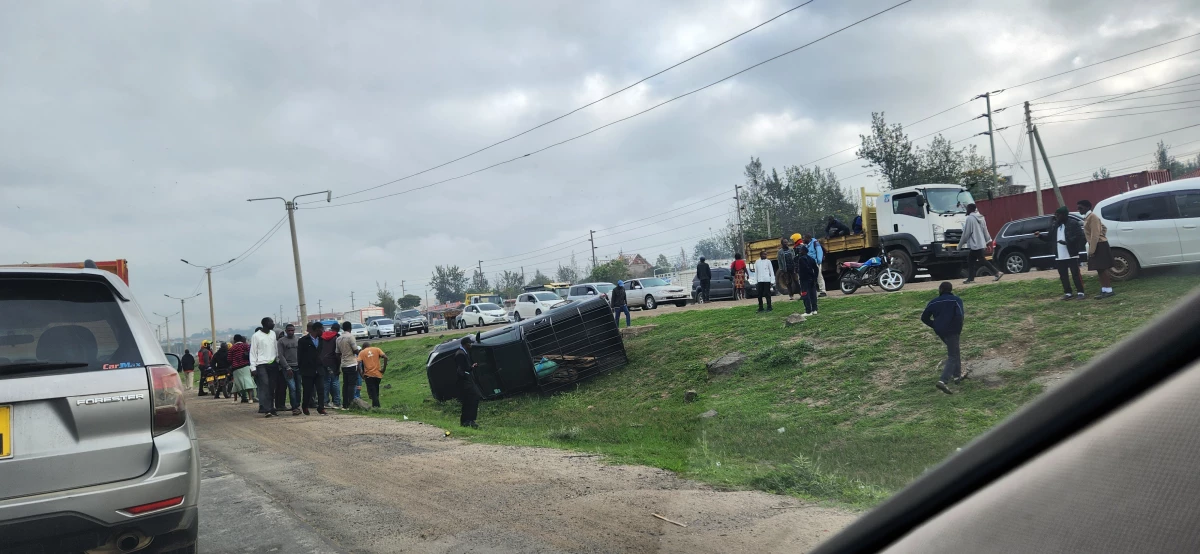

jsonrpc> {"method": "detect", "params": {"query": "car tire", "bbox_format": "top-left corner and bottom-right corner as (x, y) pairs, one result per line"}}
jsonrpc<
(479, 318), (485, 327)
(645, 295), (657, 310)
(1109, 248), (1140, 281)
(675, 301), (687, 307)
(1003, 250), (1029, 274)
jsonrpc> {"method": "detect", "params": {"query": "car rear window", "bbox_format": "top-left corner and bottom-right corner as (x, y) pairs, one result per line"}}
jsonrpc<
(0, 278), (143, 378)
(1101, 200), (1125, 222)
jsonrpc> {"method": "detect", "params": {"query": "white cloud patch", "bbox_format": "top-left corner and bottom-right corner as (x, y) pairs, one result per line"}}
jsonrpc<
(738, 110), (815, 148)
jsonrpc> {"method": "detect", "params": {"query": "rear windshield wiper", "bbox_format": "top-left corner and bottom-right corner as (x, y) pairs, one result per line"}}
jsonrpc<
(0, 362), (91, 376)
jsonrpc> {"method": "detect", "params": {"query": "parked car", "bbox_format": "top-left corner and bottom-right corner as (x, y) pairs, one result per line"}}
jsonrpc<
(691, 267), (767, 302)
(1095, 179), (1200, 280)
(565, 282), (616, 304)
(394, 309), (427, 336)
(350, 322), (368, 340)
(0, 266), (200, 553)
(456, 303), (509, 328)
(367, 318), (395, 338)
(513, 291), (567, 320)
(992, 213), (1088, 274)
(625, 277), (689, 309)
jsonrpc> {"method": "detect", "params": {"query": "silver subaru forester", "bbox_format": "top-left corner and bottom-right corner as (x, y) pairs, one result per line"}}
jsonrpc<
(0, 267), (199, 553)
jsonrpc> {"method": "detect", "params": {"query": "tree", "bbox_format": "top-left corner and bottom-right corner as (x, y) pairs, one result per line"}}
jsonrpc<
(738, 159), (858, 243)
(555, 264), (579, 284)
(1153, 140), (1200, 178)
(397, 294), (421, 309)
(495, 270), (525, 299)
(693, 237), (727, 260)
(587, 258), (630, 284)
(654, 254), (672, 274)
(856, 112), (920, 191)
(429, 265), (468, 304)
(467, 269), (490, 293)
(375, 282), (397, 318)
(1092, 167), (1111, 180)
(529, 270), (552, 286)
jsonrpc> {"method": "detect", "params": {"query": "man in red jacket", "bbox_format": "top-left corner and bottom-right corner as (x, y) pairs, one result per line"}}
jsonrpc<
(196, 341), (214, 396)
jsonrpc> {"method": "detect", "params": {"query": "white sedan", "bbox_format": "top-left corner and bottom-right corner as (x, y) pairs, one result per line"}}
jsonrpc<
(625, 277), (689, 309)
(350, 322), (369, 340)
(457, 303), (509, 328)
(513, 291), (567, 321)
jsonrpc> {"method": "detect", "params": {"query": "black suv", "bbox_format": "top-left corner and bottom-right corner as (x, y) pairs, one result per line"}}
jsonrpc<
(691, 267), (767, 302)
(394, 309), (428, 336)
(993, 213), (1088, 274)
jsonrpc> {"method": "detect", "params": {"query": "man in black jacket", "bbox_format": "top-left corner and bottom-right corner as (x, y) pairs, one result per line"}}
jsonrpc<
(1036, 206), (1087, 300)
(611, 280), (630, 327)
(297, 322), (328, 415)
(921, 282), (965, 395)
(455, 337), (481, 428)
(825, 216), (850, 238)
(696, 257), (712, 303)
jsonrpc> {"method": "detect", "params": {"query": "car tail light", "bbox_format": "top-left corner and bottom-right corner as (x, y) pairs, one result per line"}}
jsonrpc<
(148, 365), (187, 436)
(123, 496), (185, 515)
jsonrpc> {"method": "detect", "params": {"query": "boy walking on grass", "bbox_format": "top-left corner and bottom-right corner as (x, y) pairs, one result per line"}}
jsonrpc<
(921, 282), (965, 395)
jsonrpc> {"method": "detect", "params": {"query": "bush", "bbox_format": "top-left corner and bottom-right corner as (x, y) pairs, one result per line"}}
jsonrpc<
(547, 426), (582, 441)
(750, 454), (889, 506)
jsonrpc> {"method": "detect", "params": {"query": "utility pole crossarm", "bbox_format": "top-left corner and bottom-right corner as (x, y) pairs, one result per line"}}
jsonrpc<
(248, 189), (331, 325)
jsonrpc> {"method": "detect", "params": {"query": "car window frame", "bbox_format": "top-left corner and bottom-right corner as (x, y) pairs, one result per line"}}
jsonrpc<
(1124, 192), (1173, 222)
(1172, 190), (1200, 218)
(892, 192), (925, 219)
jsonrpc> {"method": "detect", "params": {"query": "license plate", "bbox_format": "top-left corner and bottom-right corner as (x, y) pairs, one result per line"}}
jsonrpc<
(0, 405), (11, 459)
(206, 376), (215, 382)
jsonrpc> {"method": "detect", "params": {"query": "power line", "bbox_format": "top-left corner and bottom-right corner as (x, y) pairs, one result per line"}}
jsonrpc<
(594, 197), (732, 239)
(1004, 52), (1200, 111)
(595, 212), (730, 249)
(213, 216), (289, 273)
(1031, 72), (1200, 119)
(1034, 97), (1200, 115)
(1047, 122), (1200, 160)
(307, 0), (918, 211)
(330, 0), (820, 202)
(1031, 89), (1200, 110)
(1038, 104), (1200, 124)
(799, 31), (1200, 168)
(592, 189), (728, 233)
(1057, 138), (1200, 179)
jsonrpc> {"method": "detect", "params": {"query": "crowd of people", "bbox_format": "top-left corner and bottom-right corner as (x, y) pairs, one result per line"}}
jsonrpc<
(180, 317), (389, 417)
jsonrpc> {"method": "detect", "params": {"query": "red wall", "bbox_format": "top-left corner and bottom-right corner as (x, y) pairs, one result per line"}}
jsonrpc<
(975, 170), (1171, 236)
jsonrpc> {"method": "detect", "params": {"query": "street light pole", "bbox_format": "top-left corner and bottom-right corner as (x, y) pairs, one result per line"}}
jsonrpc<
(164, 292), (201, 353)
(152, 311), (179, 353)
(248, 190), (331, 325)
(182, 258), (236, 345)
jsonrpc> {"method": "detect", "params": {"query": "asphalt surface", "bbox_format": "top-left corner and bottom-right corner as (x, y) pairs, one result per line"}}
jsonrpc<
(192, 398), (855, 553)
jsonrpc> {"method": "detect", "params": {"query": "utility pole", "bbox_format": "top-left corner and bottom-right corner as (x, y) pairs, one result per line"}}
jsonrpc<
(248, 189), (331, 326)
(1025, 101), (1045, 215)
(1031, 126), (1066, 208)
(589, 230), (598, 270)
(400, 281), (406, 298)
(975, 91), (1002, 200)
(350, 291), (355, 310)
(734, 184), (746, 258)
(317, 299), (322, 319)
(153, 311), (179, 354)
(477, 260), (484, 289)
(278, 304), (283, 325)
(182, 258), (235, 346)
(164, 293), (201, 353)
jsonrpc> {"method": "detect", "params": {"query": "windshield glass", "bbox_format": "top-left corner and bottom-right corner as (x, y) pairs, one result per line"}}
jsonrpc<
(639, 278), (669, 287)
(0, 279), (143, 376)
(534, 292), (560, 302)
(595, 284), (616, 294)
(925, 188), (974, 214)
(352, 323), (364, 329)
(375, 319), (393, 325)
(476, 303), (501, 311)
(398, 310), (421, 319)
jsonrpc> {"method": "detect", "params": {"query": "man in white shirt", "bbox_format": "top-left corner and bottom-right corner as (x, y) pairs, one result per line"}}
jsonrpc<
(249, 317), (281, 417)
(1035, 206), (1086, 300)
(753, 250), (776, 313)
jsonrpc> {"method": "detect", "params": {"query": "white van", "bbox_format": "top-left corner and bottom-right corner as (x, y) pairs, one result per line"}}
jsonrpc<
(1095, 178), (1200, 280)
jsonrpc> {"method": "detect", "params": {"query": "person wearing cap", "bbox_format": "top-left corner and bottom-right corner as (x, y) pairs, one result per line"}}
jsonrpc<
(611, 280), (630, 327)
(1078, 199), (1115, 299)
(455, 336), (481, 428)
(1036, 206), (1087, 300)
(696, 256), (712, 303)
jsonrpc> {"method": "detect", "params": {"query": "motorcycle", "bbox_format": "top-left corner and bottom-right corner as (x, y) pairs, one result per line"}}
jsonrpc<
(202, 366), (232, 399)
(838, 251), (905, 294)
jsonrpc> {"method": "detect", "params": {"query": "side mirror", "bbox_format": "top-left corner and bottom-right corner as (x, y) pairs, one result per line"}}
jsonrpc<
(165, 352), (181, 370)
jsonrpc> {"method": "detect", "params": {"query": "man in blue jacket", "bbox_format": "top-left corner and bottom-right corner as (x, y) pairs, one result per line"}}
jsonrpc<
(921, 281), (965, 395)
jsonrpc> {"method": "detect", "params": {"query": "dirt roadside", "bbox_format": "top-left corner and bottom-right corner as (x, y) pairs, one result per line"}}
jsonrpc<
(191, 399), (856, 553)
(382, 270), (1051, 344)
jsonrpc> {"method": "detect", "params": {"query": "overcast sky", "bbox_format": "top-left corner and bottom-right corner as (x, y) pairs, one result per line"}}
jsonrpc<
(2, 0), (1198, 333)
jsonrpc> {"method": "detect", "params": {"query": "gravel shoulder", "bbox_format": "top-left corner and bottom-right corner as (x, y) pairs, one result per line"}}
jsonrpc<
(191, 399), (856, 553)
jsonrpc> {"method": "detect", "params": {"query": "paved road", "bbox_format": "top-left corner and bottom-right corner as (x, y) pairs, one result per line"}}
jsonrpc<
(192, 399), (855, 553)
(378, 270), (1053, 344)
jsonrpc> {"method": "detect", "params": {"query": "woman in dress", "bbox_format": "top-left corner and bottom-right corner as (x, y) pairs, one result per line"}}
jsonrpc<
(227, 334), (257, 404)
(730, 252), (748, 300)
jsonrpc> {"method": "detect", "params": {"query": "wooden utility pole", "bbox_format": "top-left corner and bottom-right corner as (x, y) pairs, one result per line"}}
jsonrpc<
(1031, 126), (1066, 208)
(350, 291), (355, 310)
(734, 184), (746, 258)
(589, 231), (598, 270)
(1025, 101), (1045, 215)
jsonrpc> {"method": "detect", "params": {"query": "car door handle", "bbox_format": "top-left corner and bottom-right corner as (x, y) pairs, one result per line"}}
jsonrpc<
(1120, 227), (1134, 231)
(1183, 224), (1198, 229)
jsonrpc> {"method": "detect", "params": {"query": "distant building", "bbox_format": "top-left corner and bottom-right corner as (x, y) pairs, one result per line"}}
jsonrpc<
(619, 254), (654, 278)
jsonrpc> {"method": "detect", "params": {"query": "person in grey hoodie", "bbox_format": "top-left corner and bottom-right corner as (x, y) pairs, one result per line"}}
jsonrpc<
(960, 203), (1003, 284)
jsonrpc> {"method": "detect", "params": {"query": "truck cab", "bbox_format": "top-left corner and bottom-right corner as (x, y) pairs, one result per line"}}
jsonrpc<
(877, 184), (975, 280)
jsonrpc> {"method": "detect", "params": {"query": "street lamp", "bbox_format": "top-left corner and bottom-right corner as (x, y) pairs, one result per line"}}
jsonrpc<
(164, 292), (202, 353)
(182, 258), (236, 346)
(248, 190), (331, 325)
(152, 311), (180, 353)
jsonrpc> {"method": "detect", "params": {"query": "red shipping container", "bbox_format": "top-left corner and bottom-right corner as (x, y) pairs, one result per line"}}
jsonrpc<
(974, 170), (1171, 236)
